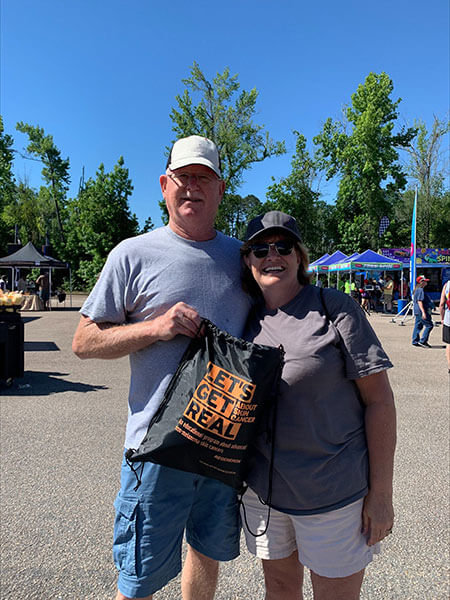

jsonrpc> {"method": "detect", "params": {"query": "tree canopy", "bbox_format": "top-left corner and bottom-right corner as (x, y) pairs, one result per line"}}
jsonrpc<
(263, 131), (338, 257)
(65, 157), (139, 289)
(314, 72), (417, 253)
(167, 62), (285, 234)
(16, 122), (71, 244)
(0, 68), (448, 290)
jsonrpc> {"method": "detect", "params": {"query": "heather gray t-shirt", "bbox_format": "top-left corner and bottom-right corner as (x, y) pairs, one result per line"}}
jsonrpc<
(244, 285), (393, 514)
(81, 226), (251, 449)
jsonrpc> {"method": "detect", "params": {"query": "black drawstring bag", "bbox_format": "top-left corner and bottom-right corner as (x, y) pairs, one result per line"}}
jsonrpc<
(126, 319), (284, 492)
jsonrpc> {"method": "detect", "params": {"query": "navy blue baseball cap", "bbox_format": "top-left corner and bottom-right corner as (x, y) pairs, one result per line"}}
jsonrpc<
(245, 211), (302, 242)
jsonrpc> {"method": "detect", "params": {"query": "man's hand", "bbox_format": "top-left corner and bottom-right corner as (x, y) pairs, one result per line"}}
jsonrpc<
(152, 302), (202, 341)
(73, 302), (203, 360)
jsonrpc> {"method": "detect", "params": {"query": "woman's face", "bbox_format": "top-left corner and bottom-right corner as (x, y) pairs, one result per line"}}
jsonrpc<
(244, 233), (301, 298)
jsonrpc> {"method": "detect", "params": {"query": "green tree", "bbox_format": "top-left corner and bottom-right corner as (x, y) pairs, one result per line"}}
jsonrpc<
(166, 62), (285, 231)
(403, 116), (450, 246)
(3, 182), (41, 245)
(16, 122), (70, 244)
(140, 216), (155, 234)
(215, 193), (263, 239)
(314, 72), (416, 253)
(263, 132), (338, 258)
(0, 117), (17, 254)
(65, 157), (138, 289)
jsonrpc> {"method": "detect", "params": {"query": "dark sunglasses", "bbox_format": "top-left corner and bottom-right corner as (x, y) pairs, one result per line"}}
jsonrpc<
(249, 240), (296, 259)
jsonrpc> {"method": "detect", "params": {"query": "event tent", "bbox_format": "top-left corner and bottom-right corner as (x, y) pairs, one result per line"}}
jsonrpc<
(309, 251), (348, 273)
(309, 253), (330, 267)
(309, 251), (348, 285)
(308, 248), (405, 291)
(0, 242), (72, 306)
(329, 249), (403, 273)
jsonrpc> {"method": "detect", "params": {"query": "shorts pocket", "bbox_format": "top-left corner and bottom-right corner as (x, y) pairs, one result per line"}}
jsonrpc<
(113, 496), (138, 576)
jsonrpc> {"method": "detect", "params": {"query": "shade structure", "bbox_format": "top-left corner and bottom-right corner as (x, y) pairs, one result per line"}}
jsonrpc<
(0, 242), (72, 307)
(309, 253), (330, 267)
(329, 249), (403, 273)
(309, 251), (348, 273)
(0, 242), (69, 268)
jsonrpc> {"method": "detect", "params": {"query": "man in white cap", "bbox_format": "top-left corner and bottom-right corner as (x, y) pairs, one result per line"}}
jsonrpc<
(73, 136), (251, 600)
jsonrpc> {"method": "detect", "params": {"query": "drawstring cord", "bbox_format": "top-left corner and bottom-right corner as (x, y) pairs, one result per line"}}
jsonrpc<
(125, 449), (144, 491)
(239, 345), (284, 538)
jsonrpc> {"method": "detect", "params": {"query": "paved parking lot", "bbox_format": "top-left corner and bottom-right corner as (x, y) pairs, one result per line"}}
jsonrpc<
(1, 296), (449, 599)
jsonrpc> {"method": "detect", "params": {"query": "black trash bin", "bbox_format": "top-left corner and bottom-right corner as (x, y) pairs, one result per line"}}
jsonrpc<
(0, 308), (24, 385)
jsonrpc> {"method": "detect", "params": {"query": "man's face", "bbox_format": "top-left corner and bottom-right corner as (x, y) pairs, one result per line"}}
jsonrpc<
(160, 164), (225, 240)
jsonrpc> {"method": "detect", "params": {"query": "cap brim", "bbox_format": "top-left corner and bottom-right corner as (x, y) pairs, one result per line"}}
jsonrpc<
(247, 225), (302, 243)
(168, 157), (221, 177)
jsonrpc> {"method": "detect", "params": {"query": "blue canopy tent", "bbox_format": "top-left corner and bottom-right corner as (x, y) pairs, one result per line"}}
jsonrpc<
(309, 251), (348, 285)
(328, 252), (360, 289)
(330, 249), (403, 273)
(309, 253), (330, 267)
(329, 249), (405, 297)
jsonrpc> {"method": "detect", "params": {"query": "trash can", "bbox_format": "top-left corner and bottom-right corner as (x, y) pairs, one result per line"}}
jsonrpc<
(397, 299), (409, 315)
(0, 308), (24, 385)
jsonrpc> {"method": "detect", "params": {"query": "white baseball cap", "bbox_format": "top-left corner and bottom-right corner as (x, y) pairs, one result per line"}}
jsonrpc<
(166, 135), (221, 176)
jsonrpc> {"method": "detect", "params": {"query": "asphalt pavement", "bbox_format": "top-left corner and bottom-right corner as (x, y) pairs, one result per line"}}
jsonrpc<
(1, 295), (449, 599)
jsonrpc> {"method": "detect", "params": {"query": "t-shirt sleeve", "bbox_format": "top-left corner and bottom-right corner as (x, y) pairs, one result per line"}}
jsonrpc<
(323, 289), (393, 379)
(80, 245), (128, 324)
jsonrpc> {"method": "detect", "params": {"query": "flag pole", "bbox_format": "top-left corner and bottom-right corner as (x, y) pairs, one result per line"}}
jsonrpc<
(410, 187), (417, 297)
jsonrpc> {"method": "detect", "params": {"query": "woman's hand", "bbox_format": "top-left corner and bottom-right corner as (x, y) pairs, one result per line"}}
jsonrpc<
(362, 489), (394, 546)
(356, 371), (396, 547)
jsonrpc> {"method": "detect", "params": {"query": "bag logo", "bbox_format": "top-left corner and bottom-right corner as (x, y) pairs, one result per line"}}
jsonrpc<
(181, 361), (257, 440)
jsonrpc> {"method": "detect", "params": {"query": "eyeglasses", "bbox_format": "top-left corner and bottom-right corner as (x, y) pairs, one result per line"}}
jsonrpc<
(248, 240), (296, 259)
(168, 172), (219, 187)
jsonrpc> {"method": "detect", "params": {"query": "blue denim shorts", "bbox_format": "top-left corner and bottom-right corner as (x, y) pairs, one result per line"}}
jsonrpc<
(113, 453), (240, 598)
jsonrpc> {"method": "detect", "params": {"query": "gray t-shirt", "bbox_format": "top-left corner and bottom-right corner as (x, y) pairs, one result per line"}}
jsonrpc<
(244, 285), (393, 514)
(81, 226), (251, 449)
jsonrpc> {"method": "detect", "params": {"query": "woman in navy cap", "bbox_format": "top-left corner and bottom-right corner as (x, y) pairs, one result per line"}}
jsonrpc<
(239, 211), (396, 600)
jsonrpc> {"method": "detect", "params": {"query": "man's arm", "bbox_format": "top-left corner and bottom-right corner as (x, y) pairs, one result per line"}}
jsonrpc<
(72, 302), (202, 360)
(355, 370), (396, 546)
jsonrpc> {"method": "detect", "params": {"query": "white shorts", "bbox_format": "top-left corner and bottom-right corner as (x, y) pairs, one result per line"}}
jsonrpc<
(241, 487), (380, 578)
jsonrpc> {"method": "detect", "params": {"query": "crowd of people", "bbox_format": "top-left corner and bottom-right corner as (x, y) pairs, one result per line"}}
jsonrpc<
(338, 274), (410, 315)
(0, 271), (55, 310)
(71, 135), (446, 600)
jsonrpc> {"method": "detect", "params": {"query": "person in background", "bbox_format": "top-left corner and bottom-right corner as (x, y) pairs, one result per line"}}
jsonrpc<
(382, 275), (394, 313)
(360, 284), (371, 315)
(369, 279), (381, 312)
(35, 271), (50, 309)
(16, 274), (28, 293)
(72, 136), (251, 600)
(0, 275), (5, 292)
(439, 279), (450, 370)
(240, 211), (396, 600)
(412, 275), (434, 348)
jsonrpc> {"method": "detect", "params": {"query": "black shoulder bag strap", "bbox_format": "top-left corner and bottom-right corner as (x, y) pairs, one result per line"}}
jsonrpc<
(319, 286), (331, 322)
(238, 346), (284, 538)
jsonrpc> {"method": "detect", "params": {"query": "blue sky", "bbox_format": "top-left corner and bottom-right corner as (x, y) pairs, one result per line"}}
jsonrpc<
(1, 0), (449, 229)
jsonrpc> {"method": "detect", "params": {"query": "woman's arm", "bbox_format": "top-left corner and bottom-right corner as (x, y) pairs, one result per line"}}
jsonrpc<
(439, 285), (447, 322)
(355, 370), (396, 546)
